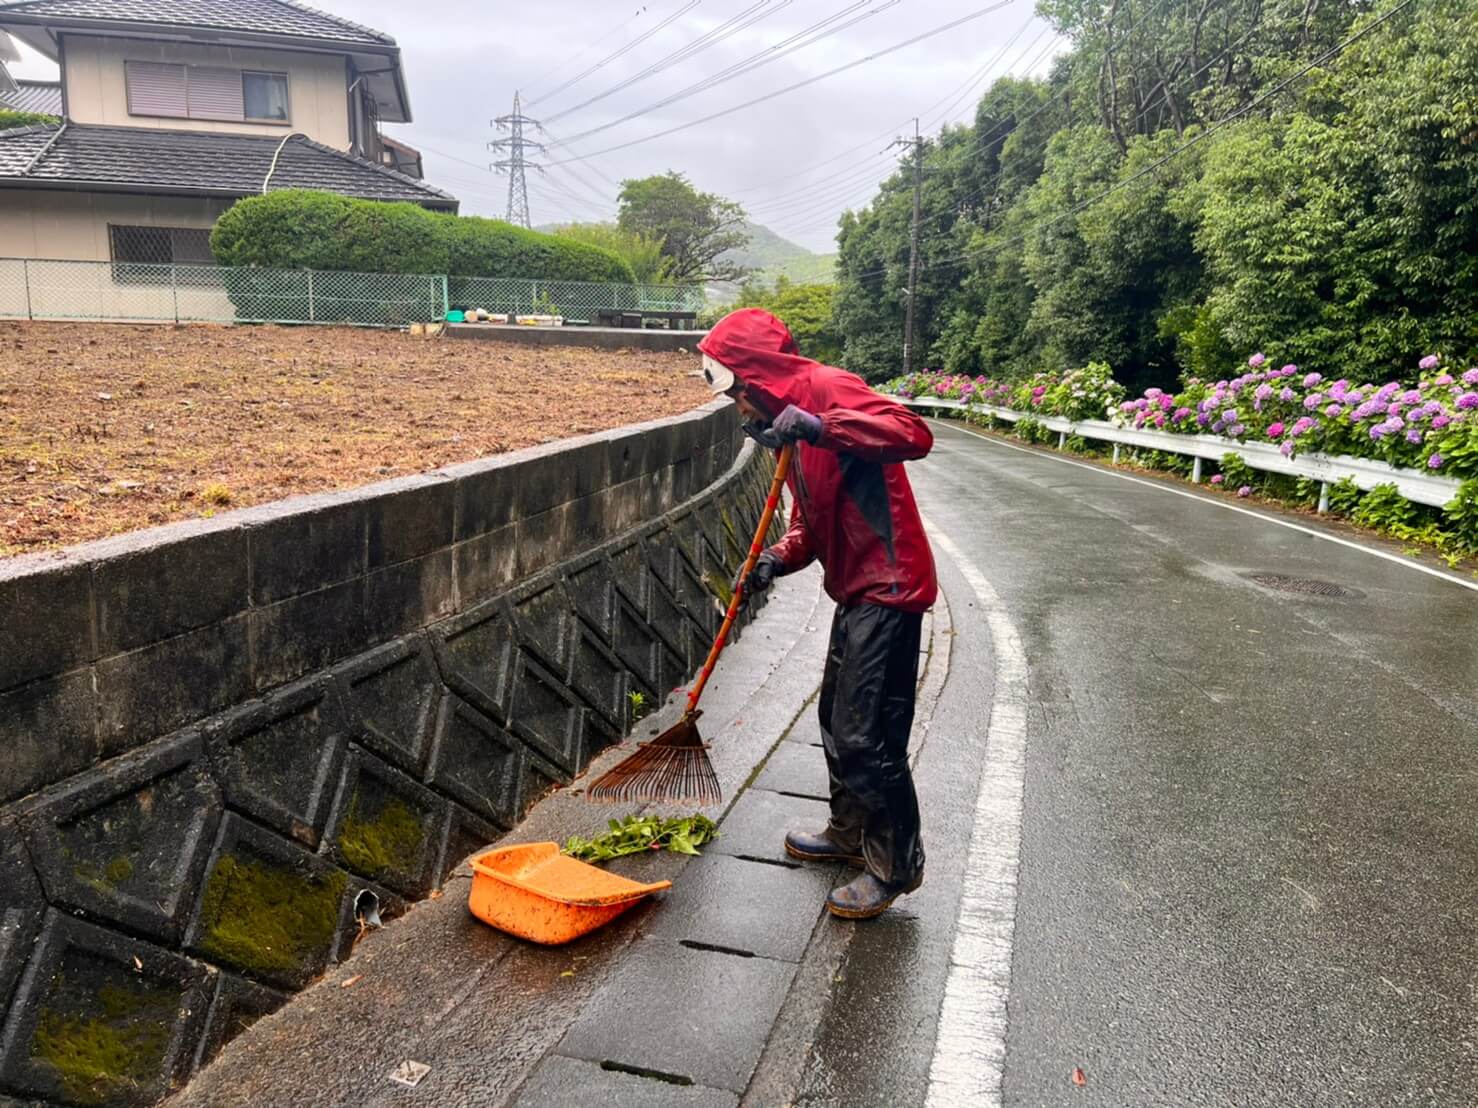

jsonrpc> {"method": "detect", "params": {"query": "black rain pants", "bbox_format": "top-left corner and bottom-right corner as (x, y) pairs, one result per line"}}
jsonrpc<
(818, 602), (925, 887)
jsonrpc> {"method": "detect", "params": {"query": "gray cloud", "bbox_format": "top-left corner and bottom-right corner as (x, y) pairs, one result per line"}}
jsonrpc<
(11, 0), (1060, 251)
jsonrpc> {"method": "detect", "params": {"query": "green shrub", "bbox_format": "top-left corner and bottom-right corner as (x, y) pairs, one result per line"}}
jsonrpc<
(211, 190), (633, 280)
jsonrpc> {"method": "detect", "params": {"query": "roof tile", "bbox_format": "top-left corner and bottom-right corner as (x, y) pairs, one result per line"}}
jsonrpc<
(0, 0), (392, 46)
(0, 79), (62, 115)
(0, 124), (455, 206)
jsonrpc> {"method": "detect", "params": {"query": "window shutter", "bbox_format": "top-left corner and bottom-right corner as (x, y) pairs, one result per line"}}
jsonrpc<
(125, 61), (187, 118)
(186, 66), (244, 121)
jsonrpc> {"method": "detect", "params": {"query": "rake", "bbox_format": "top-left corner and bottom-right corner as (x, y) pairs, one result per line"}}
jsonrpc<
(585, 442), (796, 807)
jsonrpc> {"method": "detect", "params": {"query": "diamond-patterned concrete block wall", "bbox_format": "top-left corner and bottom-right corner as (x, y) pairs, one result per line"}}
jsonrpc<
(0, 400), (784, 1106)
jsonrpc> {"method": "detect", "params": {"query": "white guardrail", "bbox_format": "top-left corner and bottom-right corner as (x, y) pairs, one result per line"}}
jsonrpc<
(902, 397), (1462, 511)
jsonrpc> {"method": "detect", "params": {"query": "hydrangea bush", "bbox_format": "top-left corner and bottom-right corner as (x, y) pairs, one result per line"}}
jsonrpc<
(885, 355), (1478, 481)
(883, 354), (1478, 554)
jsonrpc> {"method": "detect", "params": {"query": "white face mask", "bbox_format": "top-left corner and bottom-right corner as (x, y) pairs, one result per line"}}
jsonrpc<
(701, 354), (736, 395)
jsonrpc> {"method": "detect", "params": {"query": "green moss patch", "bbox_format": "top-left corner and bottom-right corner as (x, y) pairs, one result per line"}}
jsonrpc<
(702, 569), (734, 609)
(32, 982), (173, 1106)
(196, 854), (346, 980)
(337, 793), (426, 880)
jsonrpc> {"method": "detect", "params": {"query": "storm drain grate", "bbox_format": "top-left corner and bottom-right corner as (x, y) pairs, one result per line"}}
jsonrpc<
(1248, 573), (1357, 599)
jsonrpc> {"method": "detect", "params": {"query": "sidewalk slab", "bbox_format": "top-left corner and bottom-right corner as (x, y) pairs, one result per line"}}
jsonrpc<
(556, 938), (795, 1093)
(707, 788), (829, 866)
(512, 1056), (737, 1108)
(640, 854), (837, 963)
(752, 741), (830, 800)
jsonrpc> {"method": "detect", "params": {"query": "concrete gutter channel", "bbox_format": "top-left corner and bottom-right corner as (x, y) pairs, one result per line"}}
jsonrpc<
(168, 566), (954, 1108)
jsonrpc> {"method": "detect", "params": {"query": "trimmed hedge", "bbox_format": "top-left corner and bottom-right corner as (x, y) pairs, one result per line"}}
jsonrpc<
(210, 190), (635, 283)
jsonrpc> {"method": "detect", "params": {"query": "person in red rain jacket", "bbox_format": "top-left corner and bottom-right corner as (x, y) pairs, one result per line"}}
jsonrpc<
(699, 307), (937, 919)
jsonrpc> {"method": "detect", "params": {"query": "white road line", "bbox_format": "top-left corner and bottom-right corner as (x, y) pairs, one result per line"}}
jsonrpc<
(939, 422), (1478, 595)
(923, 522), (1030, 1108)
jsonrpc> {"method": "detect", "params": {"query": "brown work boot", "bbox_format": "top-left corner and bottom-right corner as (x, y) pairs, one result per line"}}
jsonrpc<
(784, 829), (864, 867)
(825, 871), (923, 920)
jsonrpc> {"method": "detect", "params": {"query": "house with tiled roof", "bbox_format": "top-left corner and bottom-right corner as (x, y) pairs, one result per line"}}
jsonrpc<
(0, 0), (455, 264)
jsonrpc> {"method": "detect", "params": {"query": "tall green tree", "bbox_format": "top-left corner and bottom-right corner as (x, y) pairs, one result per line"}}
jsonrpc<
(617, 172), (751, 284)
(549, 222), (672, 284)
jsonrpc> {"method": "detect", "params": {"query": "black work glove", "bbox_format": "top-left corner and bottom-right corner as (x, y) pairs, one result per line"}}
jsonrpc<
(734, 551), (783, 610)
(742, 419), (784, 450)
(770, 404), (823, 444)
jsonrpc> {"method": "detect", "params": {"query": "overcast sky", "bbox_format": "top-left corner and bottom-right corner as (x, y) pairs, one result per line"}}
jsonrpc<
(10, 0), (1062, 252)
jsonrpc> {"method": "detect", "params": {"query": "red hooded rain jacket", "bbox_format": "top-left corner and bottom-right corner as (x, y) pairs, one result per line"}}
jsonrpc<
(699, 309), (937, 613)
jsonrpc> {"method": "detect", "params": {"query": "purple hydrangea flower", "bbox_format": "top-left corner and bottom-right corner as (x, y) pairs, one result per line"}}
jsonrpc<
(1160, 395), (1174, 412)
(1303, 394), (1325, 410)
(1428, 453), (1444, 469)
(1458, 393), (1478, 410)
(1401, 390), (1423, 405)
(1231, 424), (1246, 436)
(1325, 403), (1343, 418)
(1353, 401), (1382, 419)
(1173, 407), (1192, 422)
(1406, 429), (1423, 444)
(1248, 354), (1266, 368)
(1279, 387), (1297, 402)
(1302, 372), (1322, 388)
(1291, 417), (1316, 436)
(1419, 355), (1441, 371)
(1435, 374), (1454, 386)
(1282, 364), (1298, 376)
(1279, 441), (1295, 457)
(1197, 413), (1211, 426)
(1433, 415), (1452, 430)
(1463, 368), (1478, 386)
(1237, 486), (1252, 498)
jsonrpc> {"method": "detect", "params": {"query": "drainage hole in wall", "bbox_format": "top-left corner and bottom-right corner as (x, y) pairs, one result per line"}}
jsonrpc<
(679, 939), (756, 959)
(600, 1061), (695, 1087)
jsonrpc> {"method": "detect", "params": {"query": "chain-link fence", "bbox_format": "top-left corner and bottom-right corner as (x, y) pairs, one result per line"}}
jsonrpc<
(0, 257), (705, 329)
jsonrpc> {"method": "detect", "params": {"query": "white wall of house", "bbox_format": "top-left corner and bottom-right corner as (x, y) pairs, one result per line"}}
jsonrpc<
(62, 35), (351, 147)
(0, 188), (231, 260)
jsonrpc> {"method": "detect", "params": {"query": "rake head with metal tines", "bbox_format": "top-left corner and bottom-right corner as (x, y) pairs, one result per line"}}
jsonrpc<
(584, 710), (720, 807)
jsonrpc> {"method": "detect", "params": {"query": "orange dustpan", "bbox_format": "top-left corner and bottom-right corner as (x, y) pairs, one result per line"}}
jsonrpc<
(467, 842), (671, 945)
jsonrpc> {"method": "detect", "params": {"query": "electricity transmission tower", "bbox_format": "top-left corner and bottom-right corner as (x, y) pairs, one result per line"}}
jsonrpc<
(491, 92), (544, 227)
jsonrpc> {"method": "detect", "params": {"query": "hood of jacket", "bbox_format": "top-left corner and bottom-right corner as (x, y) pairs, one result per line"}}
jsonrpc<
(698, 308), (817, 418)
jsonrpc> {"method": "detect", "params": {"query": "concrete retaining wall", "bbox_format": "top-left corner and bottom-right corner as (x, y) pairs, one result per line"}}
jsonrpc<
(446, 323), (708, 353)
(0, 401), (780, 1106)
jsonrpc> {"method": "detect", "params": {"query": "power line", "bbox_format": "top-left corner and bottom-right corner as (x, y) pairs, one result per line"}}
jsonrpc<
(545, 0), (1016, 165)
(548, 0), (899, 148)
(542, 0), (792, 125)
(528, 0), (702, 108)
(522, 5), (654, 103)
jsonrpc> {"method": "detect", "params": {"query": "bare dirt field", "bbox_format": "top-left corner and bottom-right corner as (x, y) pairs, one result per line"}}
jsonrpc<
(0, 322), (709, 556)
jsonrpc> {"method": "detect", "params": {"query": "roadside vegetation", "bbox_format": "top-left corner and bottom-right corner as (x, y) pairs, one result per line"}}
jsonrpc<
(888, 358), (1478, 564)
(830, 0), (1477, 394)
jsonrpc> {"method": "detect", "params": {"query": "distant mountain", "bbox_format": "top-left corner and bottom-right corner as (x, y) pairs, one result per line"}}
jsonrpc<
(536, 219), (836, 289)
(724, 222), (836, 286)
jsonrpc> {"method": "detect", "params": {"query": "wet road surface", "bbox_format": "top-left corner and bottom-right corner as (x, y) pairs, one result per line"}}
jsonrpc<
(804, 420), (1477, 1106)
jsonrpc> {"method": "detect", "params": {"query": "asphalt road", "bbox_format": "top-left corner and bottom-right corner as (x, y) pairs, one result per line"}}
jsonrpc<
(801, 420), (1477, 1107)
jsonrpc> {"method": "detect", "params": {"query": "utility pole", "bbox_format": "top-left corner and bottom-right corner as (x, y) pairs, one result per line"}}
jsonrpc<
(892, 118), (924, 374)
(491, 92), (544, 228)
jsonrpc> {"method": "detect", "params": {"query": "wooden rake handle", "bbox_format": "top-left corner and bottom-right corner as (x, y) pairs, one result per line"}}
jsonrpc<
(684, 442), (796, 714)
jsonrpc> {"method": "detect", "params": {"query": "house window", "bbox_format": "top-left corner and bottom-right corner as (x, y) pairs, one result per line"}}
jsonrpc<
(125, 62), (289, 124)
(110, 226), (216, 266)
(243, 72), (290, 121)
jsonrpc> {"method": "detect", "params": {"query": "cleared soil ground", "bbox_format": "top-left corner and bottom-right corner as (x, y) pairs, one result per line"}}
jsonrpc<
(0, 322), (708, 556)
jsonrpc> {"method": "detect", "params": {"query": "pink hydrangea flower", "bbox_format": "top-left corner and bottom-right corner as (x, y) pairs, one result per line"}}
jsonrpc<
(1248, 354), (1266, 368)
(1237, 486), (1252, 498)
(1266, 422), (1286, 438)
(1210, 474), (1225, 485)
(1428, 453), (1444, 469)
(1419, 355), (1441, 371)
